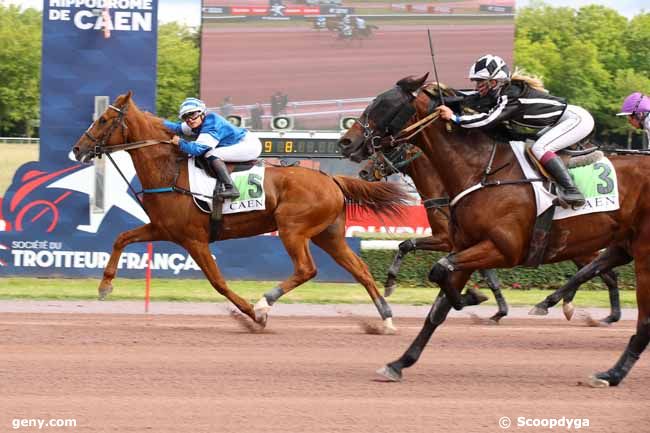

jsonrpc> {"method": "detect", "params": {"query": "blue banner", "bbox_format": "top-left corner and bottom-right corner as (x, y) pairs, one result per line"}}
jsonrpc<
(0, 0), (357, 281)
(40, 0), (158, 165)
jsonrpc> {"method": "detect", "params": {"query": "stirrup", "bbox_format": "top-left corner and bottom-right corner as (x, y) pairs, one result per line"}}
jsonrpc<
(557, 189), (585, 208)
(216, 184), (240, 200)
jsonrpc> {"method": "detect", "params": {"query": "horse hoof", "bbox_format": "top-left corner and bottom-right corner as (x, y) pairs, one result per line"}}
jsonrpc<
(563, 302), (575, 321)
(253, 298), (271, 327)
(488, 317), (502, 325)
(469, 287), (489, 304)
(254, 310), (268, 328)
(383, 318), (397, 334)
(601, 314), (621, 325)
(585, 375), (610, 388)
(98, 283), (113, 301)
(528, 305), (548, 316)
(376, 365), (402, 382)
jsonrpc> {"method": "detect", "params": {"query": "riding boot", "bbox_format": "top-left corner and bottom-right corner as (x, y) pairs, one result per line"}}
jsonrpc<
(209, 158), (240, 200)
(542, 155), (585, 207)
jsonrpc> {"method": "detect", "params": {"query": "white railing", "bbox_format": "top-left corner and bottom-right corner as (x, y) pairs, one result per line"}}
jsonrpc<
(0, 137), (40, 144)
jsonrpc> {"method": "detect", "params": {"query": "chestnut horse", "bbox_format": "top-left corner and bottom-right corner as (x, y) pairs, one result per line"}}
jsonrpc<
(339, 74), (650, 387)
(71, 92), (409, 332)
(359, 147), (621, 324)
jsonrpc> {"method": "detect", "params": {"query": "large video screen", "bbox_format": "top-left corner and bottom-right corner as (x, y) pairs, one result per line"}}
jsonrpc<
(200, 0), (515, 130)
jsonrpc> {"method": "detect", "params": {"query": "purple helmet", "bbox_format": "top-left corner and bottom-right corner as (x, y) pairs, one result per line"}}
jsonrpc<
(617, 92), (650, 116)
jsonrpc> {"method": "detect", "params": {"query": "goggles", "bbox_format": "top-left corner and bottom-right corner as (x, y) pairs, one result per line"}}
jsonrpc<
(182, 111), (203, 122)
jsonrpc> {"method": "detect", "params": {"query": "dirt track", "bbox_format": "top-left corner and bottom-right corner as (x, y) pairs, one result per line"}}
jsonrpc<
(1, 312), (649, 432)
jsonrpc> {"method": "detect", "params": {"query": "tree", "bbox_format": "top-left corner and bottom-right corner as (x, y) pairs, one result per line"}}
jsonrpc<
(625, 13), (650, 76)
(514, 4), (649, 146)
(156, 22), (200, 119)
(0, 5), (41, 136)
(575, 6), (629, 73)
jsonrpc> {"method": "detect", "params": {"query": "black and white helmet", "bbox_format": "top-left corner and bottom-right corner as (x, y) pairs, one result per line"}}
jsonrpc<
(468, 55), (510, 82)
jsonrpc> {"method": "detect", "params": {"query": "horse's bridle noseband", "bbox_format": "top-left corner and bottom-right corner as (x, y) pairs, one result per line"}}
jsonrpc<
(83, 103), (129, 158)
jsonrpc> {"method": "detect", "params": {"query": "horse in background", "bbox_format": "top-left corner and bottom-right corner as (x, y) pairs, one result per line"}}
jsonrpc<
(71, 91), (410, 333)
(339, 74), (650, 387)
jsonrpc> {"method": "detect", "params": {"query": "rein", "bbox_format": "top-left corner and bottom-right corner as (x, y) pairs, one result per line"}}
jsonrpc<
(97, 138), (172, 155)
(84, 102), (198, 215)
(389, 88), (545, 208)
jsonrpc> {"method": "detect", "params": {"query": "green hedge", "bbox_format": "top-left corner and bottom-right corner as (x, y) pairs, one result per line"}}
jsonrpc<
(360, 249), (636, 291)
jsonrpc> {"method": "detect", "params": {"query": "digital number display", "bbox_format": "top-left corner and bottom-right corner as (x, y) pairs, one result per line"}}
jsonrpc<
(260, 138), (341, 157)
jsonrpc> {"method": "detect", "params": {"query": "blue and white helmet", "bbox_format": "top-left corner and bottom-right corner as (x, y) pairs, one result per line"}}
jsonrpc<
(468, 54), (510, 82)
(178, 97), (206, 120)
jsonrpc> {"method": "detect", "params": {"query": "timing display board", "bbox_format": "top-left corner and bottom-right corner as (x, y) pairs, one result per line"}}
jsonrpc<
(253, 132), (343, 157)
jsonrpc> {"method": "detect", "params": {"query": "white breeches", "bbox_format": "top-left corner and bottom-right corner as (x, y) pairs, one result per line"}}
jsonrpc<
(204, 132), (262, 162)
(531, 105), (595, 160)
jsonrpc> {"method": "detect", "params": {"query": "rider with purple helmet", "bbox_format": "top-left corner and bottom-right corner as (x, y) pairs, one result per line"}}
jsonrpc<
(617, 92), (650, 143)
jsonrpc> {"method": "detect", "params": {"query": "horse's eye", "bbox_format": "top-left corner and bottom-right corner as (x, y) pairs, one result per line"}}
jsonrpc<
(99, 117), (107, 125)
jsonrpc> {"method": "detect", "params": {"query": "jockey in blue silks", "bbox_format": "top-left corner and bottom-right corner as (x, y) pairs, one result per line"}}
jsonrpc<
(163, 97), (262, 199)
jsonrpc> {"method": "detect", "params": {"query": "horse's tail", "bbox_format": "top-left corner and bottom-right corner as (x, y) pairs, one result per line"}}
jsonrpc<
(332, 176), (410, 217)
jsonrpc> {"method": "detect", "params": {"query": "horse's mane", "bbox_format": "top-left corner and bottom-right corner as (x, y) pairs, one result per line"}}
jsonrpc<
(114, 93), (174, 141)
(141, 110), (175, 140)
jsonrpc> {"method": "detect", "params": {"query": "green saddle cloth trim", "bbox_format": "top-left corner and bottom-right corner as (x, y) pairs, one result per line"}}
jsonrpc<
(569, 158), (618, 199)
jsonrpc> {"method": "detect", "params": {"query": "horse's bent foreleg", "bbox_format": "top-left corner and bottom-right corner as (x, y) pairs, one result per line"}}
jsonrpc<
(429, 240), (509, 310)
(253, 233), (316, 322)
(385, 235), (452, 296)
(99, 223), (163, 300)
(182, 239), (257, 323)
(313, 227), (396, 333)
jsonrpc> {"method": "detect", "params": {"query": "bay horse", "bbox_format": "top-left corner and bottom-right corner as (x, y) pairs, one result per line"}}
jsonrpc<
(71, 91), (410, 333)
(339, 74), (650, 387)
(359, 146), (621, 324)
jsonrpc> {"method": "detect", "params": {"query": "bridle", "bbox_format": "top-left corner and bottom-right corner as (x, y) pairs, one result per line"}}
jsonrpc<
(355, 87), (443, 157)
(83, 103), (129, 158)
(80, 100), (175, 215)
(83, 101), (171, 159)
(354, 87), (443, 170)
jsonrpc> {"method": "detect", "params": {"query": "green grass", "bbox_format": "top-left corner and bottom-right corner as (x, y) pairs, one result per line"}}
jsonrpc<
(0, 277), (638, 308)
(0, 142), (38, 195)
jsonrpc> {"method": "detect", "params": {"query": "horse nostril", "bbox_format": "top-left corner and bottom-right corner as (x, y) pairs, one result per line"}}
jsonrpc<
(72, 146), (79, 155)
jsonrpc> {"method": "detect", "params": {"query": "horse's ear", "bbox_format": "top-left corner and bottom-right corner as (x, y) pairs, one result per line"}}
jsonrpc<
(396, 73), (429, 93)
(125, 90), (133, 102)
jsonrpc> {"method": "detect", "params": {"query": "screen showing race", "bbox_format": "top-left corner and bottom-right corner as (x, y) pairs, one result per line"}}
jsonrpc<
(200, 0), (515, 132)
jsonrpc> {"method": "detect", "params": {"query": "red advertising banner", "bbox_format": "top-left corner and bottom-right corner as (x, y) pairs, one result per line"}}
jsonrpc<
(344, 206), (431, 237)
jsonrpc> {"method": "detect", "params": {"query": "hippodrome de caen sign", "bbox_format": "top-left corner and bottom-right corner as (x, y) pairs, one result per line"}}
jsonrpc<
(0, 0), (356, 280)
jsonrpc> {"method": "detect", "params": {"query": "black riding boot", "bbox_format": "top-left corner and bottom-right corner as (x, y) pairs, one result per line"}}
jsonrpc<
(542, 155), (585, 207)
(209, 158), (240, 200)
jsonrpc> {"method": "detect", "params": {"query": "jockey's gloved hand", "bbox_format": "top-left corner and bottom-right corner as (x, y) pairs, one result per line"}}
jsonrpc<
(438, 105), (457, 123)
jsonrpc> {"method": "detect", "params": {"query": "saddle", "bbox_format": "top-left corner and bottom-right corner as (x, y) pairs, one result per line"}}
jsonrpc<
(523, 141), (603, 180)
(194, 158), (259, 177)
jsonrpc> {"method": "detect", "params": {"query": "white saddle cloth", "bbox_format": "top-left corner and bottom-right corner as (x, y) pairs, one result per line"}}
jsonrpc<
(187, 158), (266, 215)
(509, 141), (619, 220)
